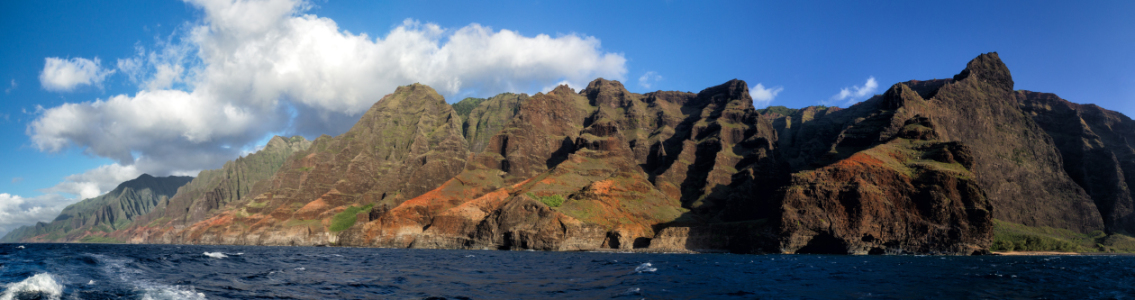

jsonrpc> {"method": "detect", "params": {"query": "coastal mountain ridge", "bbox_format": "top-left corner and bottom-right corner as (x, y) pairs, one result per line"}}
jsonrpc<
(6, 53), (1135, 254)
(1, 135), (312, 243)
(0, 174), (192, 243)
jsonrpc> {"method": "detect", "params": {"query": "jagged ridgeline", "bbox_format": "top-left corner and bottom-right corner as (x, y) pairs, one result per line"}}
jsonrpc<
(13, 52), (1135, 255)
(0, 135), (312, 243)
(1, 174), (192, 243)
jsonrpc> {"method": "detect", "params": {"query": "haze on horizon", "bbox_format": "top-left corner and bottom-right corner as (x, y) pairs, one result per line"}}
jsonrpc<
(1, 0), (1133, 237)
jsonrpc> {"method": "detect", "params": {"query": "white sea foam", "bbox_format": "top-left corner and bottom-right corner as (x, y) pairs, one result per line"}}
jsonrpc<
(633, 262), (657, 273)
(139, 284), (207, 300)
(85, 253), (205, 299)
(0, 273), (63, 300)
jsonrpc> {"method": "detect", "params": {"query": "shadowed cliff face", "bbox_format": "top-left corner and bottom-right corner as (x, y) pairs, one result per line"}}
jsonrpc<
(87, 52), (1125, 255)
(920, 53), (1101, 234)
(698, 53), (1100, 254)
(1018, 91), (1135, 235)
(1, 174), (193, 243)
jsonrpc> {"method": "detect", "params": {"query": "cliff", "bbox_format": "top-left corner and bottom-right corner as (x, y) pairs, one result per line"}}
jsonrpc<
(104, 136), (312, 242)
(1, 174), (192, 243)
(1017, 91), (1135, 235)
(34, 52), (1131, 255)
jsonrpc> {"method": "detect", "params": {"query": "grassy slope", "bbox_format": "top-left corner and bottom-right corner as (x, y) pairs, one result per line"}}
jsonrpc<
(991, 219), (1135, 253)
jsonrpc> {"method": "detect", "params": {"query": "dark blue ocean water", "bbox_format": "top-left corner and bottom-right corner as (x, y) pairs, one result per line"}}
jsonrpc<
(0, 244), (1133, 299)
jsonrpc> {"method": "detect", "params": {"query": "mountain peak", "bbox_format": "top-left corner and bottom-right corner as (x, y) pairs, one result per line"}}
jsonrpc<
(115, 174), (192, 194)
(265, 135), (308, 151)
(266, 135), (287, 148)
(953, 52), (1013, 89)
(548, 84), (576, 96)
(582, 78), (625, 93)
(395, 83), (443, 100)
(582, 78), (633, 108)
(695, 79), (751, 106)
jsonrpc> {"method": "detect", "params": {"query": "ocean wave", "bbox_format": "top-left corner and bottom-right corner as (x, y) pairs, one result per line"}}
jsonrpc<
(203, 252), (228, 259)
(615, 287), (642, 297)
(139, 284), (207, 300)
(633, 262), (657, 273)
(0, 273), (63, 300)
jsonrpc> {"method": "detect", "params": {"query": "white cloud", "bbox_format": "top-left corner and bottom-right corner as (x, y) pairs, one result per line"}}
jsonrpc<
(42, 164), (142, 200)
(827, 76), (878, 105)
(28, 0), (627, 180)
(38, 57), (116, 92)
(749, 83), (783, 108)
(638, 71), (662, 89)
(11, 177), (23, 184)
(4, 79), (15, 94)
(0, 193), (71, 238)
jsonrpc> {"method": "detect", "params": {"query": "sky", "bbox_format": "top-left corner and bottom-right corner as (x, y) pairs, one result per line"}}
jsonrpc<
(1, 0), (1134, 236)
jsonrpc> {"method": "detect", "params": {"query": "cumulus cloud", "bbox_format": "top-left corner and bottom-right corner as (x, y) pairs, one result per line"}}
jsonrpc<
(41, 164), (143, 200)
(827, 76), (878, 105)
(749, 83), (783, 108)
(0, 193), (70, 238)
(638, 71), (662, 89)
(28, 0), (627, 179)
(39, 57), (115, 92)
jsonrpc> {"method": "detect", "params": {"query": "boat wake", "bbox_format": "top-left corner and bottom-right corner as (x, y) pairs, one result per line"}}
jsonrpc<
(0, 273), (63, 300)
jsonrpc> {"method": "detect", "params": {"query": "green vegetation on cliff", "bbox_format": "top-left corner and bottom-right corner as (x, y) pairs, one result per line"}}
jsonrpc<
(459, 92), (526, 153)
(529, 193), (565, 207)
(330, 204), (374, 232)
(452, 97), (486, 119)
(990, 219), (1135, 253)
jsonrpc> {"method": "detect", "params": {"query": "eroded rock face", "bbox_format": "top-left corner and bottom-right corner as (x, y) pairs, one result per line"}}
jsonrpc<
(925, 53), (1101, 233)
(737, 52), (1098, 254)
(130, 136), (312, 230)
(98, 53), (1124, 255)
(126, 84), (470, 246)
(1018, 91), (1135, 234)
(775, 117), (993, 255)
(345, 80), (694, 250)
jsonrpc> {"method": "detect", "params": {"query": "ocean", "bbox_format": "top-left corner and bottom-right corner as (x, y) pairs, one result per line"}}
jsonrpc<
(0, 243), (1132, 299)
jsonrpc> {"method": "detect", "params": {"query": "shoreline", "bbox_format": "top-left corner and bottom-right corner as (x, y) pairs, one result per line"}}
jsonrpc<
(993, 251), (1079, 256)
(8, 243), (1135, 256)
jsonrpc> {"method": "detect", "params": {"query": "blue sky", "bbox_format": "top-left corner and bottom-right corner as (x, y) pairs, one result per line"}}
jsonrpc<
(1, 0), (1133, 235)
